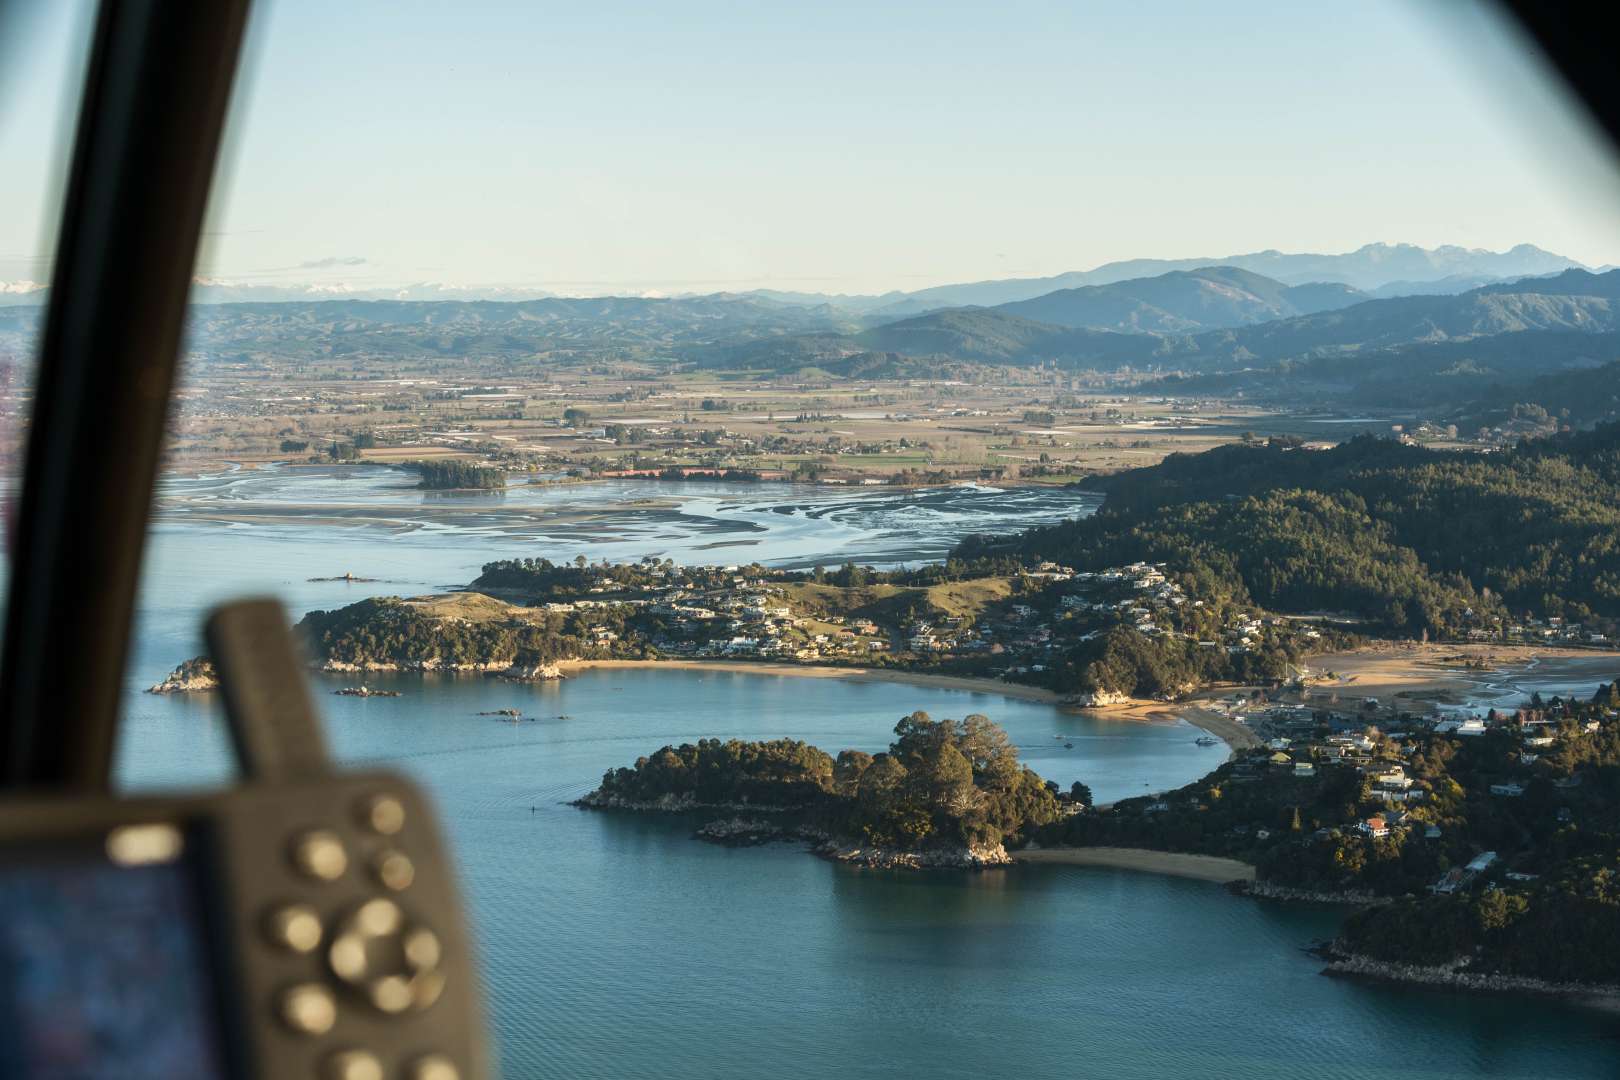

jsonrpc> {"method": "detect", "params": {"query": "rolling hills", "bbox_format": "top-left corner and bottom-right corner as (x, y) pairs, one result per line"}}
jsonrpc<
(807, 242), (1584, 317)
(993, 266), (1365, 333)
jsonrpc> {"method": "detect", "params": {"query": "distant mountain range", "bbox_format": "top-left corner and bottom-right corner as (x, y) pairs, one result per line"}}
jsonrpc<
(992, 266), (1365, 333)
(0, 242), (1591, 310)
(754, 242), (1589, 317)
(3, 248), (1616, 426)
(695, 267), (1620, 373)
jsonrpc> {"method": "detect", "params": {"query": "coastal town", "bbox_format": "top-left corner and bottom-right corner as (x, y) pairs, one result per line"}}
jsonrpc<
(397, 553), (1333, 701)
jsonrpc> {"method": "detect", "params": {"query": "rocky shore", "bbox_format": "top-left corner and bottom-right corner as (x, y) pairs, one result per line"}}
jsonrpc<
(147, 651), (572, 693)
(146, 658), (218, 694)
(578, 795), (1011, 868)
(817, 839), (1011, 868)
(693, 817), (1011, 867)
(1072, 688), (1132, 707)
(319, 657), (568, 680)
(1322, 949), (1620, 1002)
(572, 790), (789, 815)
(1234, 880), (1390, 905)
(695, 817), (819, 846)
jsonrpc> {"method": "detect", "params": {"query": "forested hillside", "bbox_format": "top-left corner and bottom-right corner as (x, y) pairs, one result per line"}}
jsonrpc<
(957, 425), (1620, 634)
(1164, 331), (1620, 411)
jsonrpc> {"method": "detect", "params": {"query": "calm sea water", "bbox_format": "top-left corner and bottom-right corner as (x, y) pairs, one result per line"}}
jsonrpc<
(115, 470), (1619, 1079)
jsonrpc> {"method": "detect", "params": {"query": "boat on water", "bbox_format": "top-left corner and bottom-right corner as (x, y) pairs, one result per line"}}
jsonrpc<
(1195, 736), (1219, 746)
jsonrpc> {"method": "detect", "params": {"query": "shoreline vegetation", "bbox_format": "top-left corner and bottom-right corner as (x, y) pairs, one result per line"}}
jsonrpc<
(145, 647), (1258, 753)
(575, 713), (1079, 870)
(150, 424), (1620, 999)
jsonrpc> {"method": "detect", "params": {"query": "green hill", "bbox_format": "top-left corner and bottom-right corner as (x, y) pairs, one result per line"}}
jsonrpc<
(957, 424), (1620, 633)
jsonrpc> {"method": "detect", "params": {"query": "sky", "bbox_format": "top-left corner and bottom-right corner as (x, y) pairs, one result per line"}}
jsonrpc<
(3, 0), (1619, 297)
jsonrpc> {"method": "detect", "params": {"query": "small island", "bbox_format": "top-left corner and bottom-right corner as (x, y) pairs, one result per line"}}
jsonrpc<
(412, 460), (506, 490)
(577, 712), (1084, 868)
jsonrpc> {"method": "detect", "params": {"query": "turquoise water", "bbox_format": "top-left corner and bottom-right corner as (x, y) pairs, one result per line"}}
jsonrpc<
(117, 472), (1620, 1079)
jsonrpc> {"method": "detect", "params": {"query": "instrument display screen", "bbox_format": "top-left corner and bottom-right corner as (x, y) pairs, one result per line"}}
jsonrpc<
(0, 832), (226, 1079)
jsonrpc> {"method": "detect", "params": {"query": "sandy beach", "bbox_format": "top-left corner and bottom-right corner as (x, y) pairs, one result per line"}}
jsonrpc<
(1304, 642), (1620, 711)
(1092, 700), (1262, 751)
(1013, 846), (1255, 883)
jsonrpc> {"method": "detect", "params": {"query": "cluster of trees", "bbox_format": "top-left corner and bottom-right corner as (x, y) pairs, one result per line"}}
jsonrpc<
(592, 713), (1066, 851)
(596, 738), (836, 807)
(473, 556), (730, 600)
(1050, 626), (1310, 699)
(960, 426), (1620, 635)
(411, 460), (507, 490)
(651, 467), (763, 482)
(295, 597), (646, 667)
(1455, 353), (1620, 434)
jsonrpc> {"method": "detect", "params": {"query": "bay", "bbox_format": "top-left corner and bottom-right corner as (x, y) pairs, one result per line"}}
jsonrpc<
(116, 470), (1620, 1079)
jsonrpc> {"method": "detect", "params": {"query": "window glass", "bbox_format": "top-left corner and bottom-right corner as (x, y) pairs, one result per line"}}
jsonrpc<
(0, 0), (94, 571)
(112, 3), (1620, 1078)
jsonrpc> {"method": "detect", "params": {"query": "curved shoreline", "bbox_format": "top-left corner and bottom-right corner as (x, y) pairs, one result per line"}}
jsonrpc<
(1012, 845), (1255, 883)
(555, 659), (1251, 748)
(556, 658), (1067, 702)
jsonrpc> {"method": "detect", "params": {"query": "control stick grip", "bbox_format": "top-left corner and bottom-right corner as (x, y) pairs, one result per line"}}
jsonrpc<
(205, 597), (330, 781)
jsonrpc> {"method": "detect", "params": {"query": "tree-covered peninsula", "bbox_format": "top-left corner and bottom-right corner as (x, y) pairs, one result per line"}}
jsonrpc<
(293, 592), (652, 675)
(1035, 681), (1620, 992)
(579, 712), (1073, 867)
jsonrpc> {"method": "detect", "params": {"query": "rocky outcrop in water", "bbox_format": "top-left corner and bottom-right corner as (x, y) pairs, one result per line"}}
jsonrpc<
(146, 657), (218, 694)
(498, 660), (567, 682)
(1322, 949), (1620, 1001)
(816, 839), (1012, 868)
(319, 658), (508, 674)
